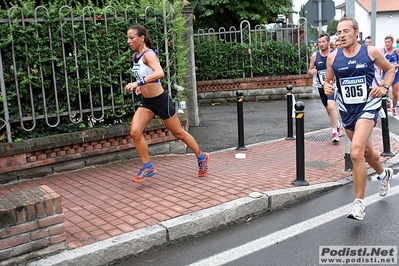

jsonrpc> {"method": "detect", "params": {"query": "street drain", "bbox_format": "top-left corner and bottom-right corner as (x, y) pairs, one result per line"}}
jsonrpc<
(306, 160), (335, 169)
(305, 132), (331, 142)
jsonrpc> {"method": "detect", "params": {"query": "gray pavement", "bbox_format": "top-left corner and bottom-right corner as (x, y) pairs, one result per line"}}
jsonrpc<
(7, 98), (399, 266)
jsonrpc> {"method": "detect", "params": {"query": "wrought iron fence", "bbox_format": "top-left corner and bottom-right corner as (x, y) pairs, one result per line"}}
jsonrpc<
(0, 4), (175, 143)
(0, 8), (311, 143)
(193, 17), (310, 79)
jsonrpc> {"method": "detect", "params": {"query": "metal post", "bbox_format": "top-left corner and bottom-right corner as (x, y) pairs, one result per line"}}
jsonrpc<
(0, 49), (12, 142)
(344, 137), (353, 172)
(292, 101), (309, 186)
(317, 0), (322, 35)
(380, 96), (394, 157)
(162, 0), (171, 98)
(236, 90), (247, 151)
(286, 85), (295, 140)
(371, 0), (377, 46)
(182, 6), (200, 126)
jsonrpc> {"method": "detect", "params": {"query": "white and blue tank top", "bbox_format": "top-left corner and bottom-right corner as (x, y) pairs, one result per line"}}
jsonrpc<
(131, 49), (160, 83)
(382, 48), (399, 78)
(332, 44), (380, 113)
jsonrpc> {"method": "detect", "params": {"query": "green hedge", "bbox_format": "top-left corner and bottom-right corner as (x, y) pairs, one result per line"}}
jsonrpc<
(0, 1), (187, 142)
(194, 38), (310, 80)
(0, 1), (310, 142)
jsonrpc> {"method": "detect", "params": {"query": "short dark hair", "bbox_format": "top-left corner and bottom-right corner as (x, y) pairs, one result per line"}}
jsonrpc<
(318, 33), (330, 42)
(385, 35), (394, 42)
(364, 36), (371, 41)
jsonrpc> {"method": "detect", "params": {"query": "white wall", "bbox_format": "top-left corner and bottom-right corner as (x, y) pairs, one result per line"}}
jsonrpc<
(375, 14), (398, 48)
(353, 2), (399, 47)
(355, 2), (370, 42)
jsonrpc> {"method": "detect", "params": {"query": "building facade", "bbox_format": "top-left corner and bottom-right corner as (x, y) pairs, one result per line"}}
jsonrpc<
(336, 0), (399, 47)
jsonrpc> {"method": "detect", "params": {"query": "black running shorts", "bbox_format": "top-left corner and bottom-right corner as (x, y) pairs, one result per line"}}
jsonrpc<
(139, 91), (176, 119)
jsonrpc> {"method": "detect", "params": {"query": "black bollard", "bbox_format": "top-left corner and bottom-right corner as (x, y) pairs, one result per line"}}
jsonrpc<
(344, 136), (353, 172)
(380, 96), (394, 157)
(236, 90), (247, 151)
(292, 101), (309, 186)
(285, 85), (295, 140)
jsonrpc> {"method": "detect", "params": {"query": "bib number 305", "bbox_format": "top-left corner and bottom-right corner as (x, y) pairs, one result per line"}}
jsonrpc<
(339, 76), (367, 104)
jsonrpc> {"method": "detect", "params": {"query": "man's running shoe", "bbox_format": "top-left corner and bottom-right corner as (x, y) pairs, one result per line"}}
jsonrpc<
(133, 166), (157, 183)
(332, 132), (339, 142)
(378, 168), (393, 197)
(393, 108), (397, 116)
(347, 199), (365, 221)
(198, 152), (210, 177)
(337, 122), (343, 137)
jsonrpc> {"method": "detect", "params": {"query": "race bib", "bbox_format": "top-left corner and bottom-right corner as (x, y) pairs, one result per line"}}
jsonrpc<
(131, 64), (141, 81)
(339, 75), (367, 104)
(318, 69), (326, 85)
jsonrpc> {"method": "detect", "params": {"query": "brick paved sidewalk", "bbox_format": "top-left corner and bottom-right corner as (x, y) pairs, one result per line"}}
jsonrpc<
(0, 128), (398, 249)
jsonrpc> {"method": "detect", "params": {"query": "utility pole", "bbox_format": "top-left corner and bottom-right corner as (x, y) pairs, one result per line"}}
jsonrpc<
(371, 0), (376, 45)
(346, 0), (355, 18)
(318, 0), (322, 35)
(287, 0), (294, 24)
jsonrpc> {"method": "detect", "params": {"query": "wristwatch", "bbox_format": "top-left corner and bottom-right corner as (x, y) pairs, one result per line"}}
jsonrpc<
(381, 84), (390, 90)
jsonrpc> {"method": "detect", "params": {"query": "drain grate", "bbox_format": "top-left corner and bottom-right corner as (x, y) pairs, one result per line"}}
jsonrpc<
(305, 132), (331, 142)
(306, 160), (335, 169)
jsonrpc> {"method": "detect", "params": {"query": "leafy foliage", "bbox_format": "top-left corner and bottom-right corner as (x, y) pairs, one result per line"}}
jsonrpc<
(195, 39), (310, 80)
(326, 20), (339, 36)
(0, 0), (310, 143)
(0, 0), (188, 142)
(190, 0), (294, 30)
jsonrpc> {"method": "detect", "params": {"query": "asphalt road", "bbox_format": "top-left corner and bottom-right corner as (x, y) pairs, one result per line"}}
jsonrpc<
(188, 97), (399, 153)
(188, 98), (331, 152)
(116, 175), (399, 266)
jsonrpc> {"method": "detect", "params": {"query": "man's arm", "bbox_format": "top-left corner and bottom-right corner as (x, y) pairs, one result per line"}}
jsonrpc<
(308, 52), (317, 75)
(323, 52), (336, 96)
(396, 48), (399, 69)
(368, 46), (395, 98)
(372, 46), (395, 86)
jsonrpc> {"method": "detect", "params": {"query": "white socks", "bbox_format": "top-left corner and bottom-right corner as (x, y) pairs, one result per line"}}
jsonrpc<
(355, 198), (364, 205)
(379, 170), (387, 180)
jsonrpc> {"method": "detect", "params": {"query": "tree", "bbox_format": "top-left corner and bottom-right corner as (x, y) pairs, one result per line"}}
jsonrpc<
(326, 19), (339, 36)
(190, 0), (293, 30)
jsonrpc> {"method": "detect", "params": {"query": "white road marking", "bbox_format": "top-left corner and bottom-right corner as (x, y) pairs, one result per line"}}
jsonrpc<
(187, 184), (399, 266)
(387, 111), (399, 121)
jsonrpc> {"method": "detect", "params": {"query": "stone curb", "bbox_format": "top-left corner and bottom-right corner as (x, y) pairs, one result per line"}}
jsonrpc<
(27, 179), (348, 266)
(23, 129), (399, 266)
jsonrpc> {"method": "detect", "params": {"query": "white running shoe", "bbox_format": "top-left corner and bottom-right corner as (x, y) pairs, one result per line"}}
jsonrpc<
(378, 168), (393, 197)
(332, 132), (339, 142)
(347, 199), (365, 221)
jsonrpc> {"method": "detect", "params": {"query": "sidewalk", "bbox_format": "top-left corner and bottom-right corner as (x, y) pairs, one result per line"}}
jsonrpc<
(1, 127), (399, 265)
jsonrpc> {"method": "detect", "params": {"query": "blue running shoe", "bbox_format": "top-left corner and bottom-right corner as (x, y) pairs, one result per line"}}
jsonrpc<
(133, 166), (157, 183)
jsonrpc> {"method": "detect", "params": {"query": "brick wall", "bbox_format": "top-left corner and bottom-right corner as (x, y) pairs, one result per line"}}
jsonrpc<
(196, 74), (313, 104)
(0, 120), (186, 184)
(0, 185), (66, 262)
